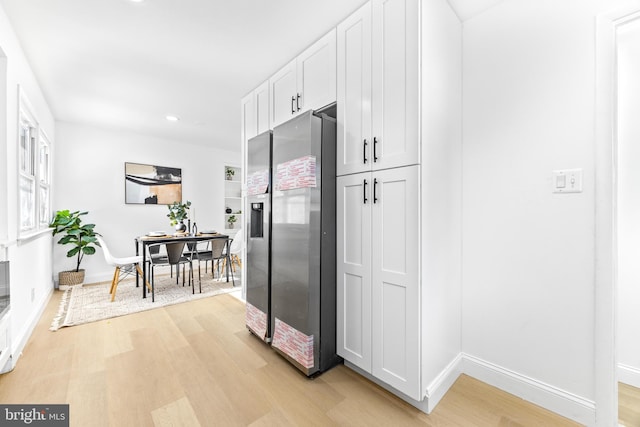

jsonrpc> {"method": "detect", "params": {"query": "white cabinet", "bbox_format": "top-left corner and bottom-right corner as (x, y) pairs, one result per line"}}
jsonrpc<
(337, 165), (420, 399)
(241, 91), (256, 145)
(241, 80), (270, 146)
(336, 2), (372, 177)
(270, 29), (337, 128)
(255, 81), (270, 135)
(336, 173), (372, 372)
(337, 0), (419, 176)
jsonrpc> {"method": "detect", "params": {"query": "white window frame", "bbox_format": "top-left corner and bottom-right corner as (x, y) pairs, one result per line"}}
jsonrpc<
(18, 88), (51, 237)
(38, 133), (51, 227)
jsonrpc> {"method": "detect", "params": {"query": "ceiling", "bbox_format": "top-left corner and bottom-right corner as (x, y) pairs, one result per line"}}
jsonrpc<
(0, 0), (504, 152)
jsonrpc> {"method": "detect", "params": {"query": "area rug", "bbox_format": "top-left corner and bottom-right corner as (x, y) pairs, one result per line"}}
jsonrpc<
(50, 272), (239, 331)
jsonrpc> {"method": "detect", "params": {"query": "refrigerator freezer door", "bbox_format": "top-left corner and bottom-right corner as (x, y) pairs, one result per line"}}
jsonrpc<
(246, 130), (272, 341)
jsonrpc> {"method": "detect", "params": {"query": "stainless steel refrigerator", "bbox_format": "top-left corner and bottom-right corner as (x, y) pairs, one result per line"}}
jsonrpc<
(269, 109), (341, 376)
(245, 130), (273, 342)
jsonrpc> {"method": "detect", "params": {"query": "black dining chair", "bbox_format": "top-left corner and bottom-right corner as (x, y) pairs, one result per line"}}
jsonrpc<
(189, 238), (234, 290)
(148, 242), (193, 295)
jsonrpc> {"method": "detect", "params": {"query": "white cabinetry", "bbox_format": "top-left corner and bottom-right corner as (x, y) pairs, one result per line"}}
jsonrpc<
(241, 80), (270, 146)
(270, 29), (337, 128)
(337, 0), (419, 176)
(337, 165), (419, 399)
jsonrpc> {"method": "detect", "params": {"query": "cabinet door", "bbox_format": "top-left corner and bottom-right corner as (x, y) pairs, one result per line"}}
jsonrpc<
(371, 0), (420, 170)
(336, 173), (372, 372)
(241, 91), (257, 145)
(270, 59), (297, 128)
(371, 165), (420, 399)
(336, 2), (372, 177)
(255, 80), (270, 134)
(297, 29), (337, 113)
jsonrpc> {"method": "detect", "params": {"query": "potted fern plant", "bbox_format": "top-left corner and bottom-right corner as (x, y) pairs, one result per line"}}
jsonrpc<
(50, 210), (100, 289)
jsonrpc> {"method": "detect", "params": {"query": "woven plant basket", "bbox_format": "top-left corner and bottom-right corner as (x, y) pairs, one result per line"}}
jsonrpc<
(59, 269), (85, 289)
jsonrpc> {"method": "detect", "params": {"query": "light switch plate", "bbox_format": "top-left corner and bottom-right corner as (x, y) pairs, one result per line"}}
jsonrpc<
(553, 169), (582, 193)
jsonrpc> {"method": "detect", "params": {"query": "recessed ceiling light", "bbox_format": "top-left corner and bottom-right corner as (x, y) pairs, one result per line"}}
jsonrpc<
(130, 0), (145, 3)
(165, 115), (180, 122)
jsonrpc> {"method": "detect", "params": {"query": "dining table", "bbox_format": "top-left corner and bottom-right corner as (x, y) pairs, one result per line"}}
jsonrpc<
(135, 232), (233, 302)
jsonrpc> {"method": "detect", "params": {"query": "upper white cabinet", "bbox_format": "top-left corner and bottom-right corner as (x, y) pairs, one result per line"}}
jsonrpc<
(337, 0), (420, 176)
(241, 80), (270, 146)
(270, 29), (337, 128)
(241, 91), (256, 145)
(336, 2), (372, 177)
(255, 81), (270, 135)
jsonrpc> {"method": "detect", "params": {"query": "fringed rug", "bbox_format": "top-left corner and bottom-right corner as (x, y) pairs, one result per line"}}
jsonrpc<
(50, 272), (238, 331)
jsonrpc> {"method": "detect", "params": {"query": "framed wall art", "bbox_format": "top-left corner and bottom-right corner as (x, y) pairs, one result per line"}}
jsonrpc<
(124, 162), (182, 205)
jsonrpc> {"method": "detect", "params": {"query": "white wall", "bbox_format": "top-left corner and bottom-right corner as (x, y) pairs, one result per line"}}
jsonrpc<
(617, 17), (640, 388)
(53, 122), (240, 284)
(419, 0), (462, 408)
(0, 2), (57, 371)
(461, 0), (627, 424)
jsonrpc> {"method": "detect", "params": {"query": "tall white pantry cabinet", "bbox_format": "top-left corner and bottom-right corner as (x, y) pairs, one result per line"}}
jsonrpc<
(241, 0), (461, 412)
(336, 0), (462, 412)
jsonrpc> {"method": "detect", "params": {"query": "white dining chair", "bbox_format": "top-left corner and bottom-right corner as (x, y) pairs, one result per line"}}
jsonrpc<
(97, 236), (151, 302)
(222, 228), (243, 273)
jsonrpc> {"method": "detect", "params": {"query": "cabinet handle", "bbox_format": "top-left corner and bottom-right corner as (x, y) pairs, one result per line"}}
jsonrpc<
(373, 137), (379, 162)
(363, 139), (368, 164)
(296, 93), (301, 111)
(373, 178), (378, 204)
(363, 179), (368, 204)
(291, 96), (296, 114)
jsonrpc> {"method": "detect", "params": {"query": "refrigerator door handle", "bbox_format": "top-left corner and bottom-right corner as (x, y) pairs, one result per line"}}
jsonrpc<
(363, 139), (368, 164)
(373, 178), (378, 204)
(363, 179), (368, 204)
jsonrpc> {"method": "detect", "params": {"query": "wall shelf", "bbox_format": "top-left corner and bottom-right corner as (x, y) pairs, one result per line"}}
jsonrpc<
(224, 166), (242, 233)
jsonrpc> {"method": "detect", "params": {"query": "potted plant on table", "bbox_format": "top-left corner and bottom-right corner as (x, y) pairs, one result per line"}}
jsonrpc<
(167, 201), (191, 232)
(49, 210), (100, 289)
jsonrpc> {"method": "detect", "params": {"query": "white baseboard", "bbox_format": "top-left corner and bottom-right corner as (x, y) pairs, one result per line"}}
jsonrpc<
(5, 287), (53, 372)
(343, 354), (463, 415)
(344, 361), (431, 412)
(618, 363), (640, 388)
(424, 353), (464, 412)
(462, 353), (596, 426)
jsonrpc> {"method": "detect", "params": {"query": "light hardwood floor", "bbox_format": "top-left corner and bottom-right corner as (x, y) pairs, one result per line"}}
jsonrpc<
(620, 382), (640, 427)
(0, 290), (581, 426)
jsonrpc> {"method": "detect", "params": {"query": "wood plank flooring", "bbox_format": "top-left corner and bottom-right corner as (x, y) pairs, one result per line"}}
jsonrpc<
(620, 382), (640, 427)
(0, 290), (581, 426)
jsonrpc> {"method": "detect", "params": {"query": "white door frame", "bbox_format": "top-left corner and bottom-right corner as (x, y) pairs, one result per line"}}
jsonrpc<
(595, 3), (640, 425)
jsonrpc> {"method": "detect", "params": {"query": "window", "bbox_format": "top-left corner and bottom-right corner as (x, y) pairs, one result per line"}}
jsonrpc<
(38, 135), (51, 226)
(18, 89), (51, 235)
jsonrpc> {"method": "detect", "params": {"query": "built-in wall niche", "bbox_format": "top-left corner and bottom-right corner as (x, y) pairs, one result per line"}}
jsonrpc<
(224, 165), (242, 234)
